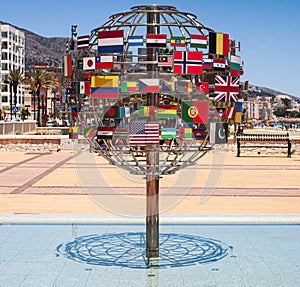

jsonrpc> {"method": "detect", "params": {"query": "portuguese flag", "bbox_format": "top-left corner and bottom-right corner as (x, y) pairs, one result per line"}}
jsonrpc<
(181, 101), (209, 124)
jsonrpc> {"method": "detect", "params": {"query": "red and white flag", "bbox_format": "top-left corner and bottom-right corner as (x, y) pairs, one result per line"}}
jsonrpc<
(173, 51), (202, 75)
(146, 34), (167, 47)
(77, 35), (89, 49)
(129, 122), (159, 145)
(214, 75), (240, 102)
(96, 55), (113, 69)
(83, 57), (95, 70)
(63, 55), (72, 77)
(195, 82), (209, 93)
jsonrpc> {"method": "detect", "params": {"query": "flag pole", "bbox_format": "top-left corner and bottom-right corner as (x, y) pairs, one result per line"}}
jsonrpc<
(146, 8), (160, 261)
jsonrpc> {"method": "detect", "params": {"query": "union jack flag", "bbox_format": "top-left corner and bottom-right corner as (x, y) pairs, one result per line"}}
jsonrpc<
(214, 75), (240, 102)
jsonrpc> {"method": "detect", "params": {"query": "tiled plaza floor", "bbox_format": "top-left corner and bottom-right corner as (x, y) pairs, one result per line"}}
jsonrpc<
(0, 151), (299, 286)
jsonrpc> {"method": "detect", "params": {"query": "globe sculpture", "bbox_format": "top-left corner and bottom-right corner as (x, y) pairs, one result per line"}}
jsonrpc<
(63, 5), (243, 261)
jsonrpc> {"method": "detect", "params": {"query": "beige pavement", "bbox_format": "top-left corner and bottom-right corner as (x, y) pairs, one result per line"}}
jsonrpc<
(0, 151), (299, 215)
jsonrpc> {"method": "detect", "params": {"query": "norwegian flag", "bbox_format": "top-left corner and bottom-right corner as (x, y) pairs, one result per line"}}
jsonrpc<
(214, 75), (240, 102)
(173, 51), (202, 74)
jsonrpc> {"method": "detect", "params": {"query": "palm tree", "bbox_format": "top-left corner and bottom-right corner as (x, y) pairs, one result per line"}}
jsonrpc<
(25, 69), (57, 126)
(8, 68), (26, 119)
(20, 107), (31, 120)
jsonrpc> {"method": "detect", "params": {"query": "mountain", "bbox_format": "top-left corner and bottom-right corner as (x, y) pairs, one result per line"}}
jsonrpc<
(0, 21), (67, 68)
(247, 84), (299, 102)
(1, 21), (298, 101)
(23, 29), (67, 68)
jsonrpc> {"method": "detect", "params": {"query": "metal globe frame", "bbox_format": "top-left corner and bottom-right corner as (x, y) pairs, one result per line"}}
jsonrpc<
(69, 5), (240, 261)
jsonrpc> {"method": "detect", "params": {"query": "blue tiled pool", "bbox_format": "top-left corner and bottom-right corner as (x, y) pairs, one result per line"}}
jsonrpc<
(0, 219), (299, 286)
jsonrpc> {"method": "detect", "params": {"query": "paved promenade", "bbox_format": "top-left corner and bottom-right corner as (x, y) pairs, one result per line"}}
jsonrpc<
(0, 151), (299, 215)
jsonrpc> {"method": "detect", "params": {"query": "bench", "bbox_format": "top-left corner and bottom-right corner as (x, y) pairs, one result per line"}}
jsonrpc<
(236, 133), (291, 157)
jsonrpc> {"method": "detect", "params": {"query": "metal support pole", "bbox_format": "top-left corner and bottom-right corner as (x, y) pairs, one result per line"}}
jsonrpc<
(146, 151), (159, 258)
(146, 8), (160, 260)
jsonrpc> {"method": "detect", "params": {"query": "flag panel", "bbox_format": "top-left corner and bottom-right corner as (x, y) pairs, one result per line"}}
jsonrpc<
(139, 106), (155, 117)
(83, 57), (95, 70)
(77, 81), (90, 94)
(98, 30), (124, 53)
(97, 127), (114, 139)
(77, 35), (89, 49)
(180, 127), (193, 138)
(195, 82), (209, 93)
(104, 106), (120, 119)
(121, 81), (137, 92)
(213, 58), (226, 70)
(129, 122), (159, 145)
(95, 55), (113, 69)
(156, 105), (177, 118)
(173, 51), (202, 75)
(190, 34), (208, 49)
(138, 79), (160, 93)
(120, 107), (133, 118)
(192, 128), (206, 139)
(161, 128), (176, 139)
(178, 82), (193, 93)
(203, 58), (213, 69)
(230, 55), (241, 70)
(158, 55), (173, 67)
(209, 32), (229, 56)
(170, 36), (185, 47)
(210, 123), (228, 144)
(161, 80), (176, 92)
(214, 75), (240, 102)
(128, 35), (143, 46)
(181, 101), (209, 124)
(63, 55), (72, 77)
(66, 81), (76, 94)
(113, 128), (128, 139)
(146, 34), (167, 47)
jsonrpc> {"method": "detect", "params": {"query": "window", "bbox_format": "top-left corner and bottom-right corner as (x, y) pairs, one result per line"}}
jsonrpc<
(2, 96), (8, 103)
(1, 31), (8, 38)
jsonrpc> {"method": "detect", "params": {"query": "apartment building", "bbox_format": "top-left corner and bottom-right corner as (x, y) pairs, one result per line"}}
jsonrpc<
(0, 23), (25, 116)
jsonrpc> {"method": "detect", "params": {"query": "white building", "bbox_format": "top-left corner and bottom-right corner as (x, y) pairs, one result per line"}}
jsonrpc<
(0, 23), (25, 116)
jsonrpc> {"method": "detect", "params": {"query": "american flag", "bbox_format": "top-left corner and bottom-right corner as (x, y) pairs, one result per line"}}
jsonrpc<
(129, 121), (159, 145)
(214, 75), (240, 102)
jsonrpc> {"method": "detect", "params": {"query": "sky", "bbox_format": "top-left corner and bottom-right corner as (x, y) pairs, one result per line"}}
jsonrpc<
(1, 0), (300, 97)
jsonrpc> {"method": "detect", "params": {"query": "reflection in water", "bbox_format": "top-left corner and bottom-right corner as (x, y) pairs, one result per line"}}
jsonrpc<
(57, 232), (229, 269)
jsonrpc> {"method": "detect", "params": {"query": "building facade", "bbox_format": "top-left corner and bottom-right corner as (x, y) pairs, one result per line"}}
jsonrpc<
(0, 23), (25, 117)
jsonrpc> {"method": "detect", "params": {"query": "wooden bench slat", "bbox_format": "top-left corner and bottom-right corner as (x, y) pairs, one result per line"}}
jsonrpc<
(236, 133), (291, 157)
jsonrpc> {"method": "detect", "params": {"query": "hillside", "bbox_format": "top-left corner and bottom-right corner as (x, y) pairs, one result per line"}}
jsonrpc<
(1, 21), (298, 101)
(0, 21), (67, 68)
(23, 29), (66, 68)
